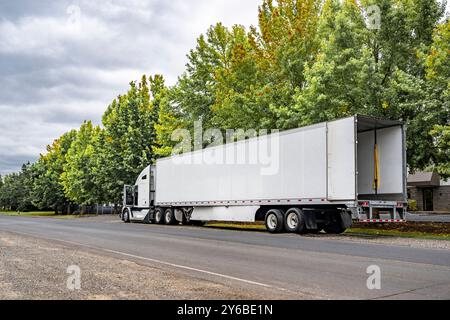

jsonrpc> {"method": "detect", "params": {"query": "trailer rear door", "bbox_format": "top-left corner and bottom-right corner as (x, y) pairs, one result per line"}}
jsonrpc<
(357, 116), (406, 202)
(327, 117), (357, 201)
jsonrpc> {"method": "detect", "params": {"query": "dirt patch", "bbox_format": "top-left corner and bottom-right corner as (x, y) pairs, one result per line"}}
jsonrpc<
(0, 231), (295, 300)
(352, 222), (450, 235)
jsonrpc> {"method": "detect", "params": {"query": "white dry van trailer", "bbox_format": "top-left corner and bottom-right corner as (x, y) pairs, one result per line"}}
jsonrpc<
(121, 115), (408, 234)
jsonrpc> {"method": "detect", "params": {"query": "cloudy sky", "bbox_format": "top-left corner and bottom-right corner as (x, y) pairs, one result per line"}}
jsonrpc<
(0, 0), (262, 175)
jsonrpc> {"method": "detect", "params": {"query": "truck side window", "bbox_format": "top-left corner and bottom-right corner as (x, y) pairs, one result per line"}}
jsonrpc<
(142, 175), (147, 180)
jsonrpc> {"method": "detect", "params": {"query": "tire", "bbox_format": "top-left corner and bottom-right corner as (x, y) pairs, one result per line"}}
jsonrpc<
(145, 212), (153, 224)
(324, 223), (346, 234)
(191, 220), (206, 227)
(164, 208), (176, 225)
(123, 209), (130, 223)
(309, 223), (323, 234)
(284, 208), (306, 234)
(154, 208), (164, 224)
(180, 213), (189, 225)
(324, 212), (346, 234)
(265, 209), (285, 234)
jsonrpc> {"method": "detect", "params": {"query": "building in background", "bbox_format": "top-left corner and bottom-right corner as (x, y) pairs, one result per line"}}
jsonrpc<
(408, 172), (450, 212)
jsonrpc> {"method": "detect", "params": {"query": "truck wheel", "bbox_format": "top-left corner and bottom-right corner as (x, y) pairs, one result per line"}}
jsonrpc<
(154, 208), (164, 224)
(265, 209), (284, 234)
(145, 213), (152, 224)
(164, 208), (176, 225)
(180, 213), (189, 225)
(284, 208), (306, 234)
(324, 223), (346, 234)
(123, 209), (130, 223)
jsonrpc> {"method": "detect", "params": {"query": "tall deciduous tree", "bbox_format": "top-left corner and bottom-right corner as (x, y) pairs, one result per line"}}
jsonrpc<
(62, 121), (102, 208)
(0, 164), (37, 211)
(32, 130), (77, 214)
(94, 75), (160, 205)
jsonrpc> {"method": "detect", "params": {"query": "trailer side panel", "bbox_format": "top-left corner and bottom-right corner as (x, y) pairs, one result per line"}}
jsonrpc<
(327, 117), (357, 201)
(155, 124), (328, 205)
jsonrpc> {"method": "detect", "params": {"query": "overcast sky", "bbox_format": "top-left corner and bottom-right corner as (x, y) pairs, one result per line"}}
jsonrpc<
(1, 1), (449, 175)
(0, 0), (262, 175)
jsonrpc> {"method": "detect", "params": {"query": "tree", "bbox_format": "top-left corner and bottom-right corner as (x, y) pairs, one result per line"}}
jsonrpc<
(172, 23), (236, 129)
(0, 164), (37, 212)
(285, 0), (447, 173)
(61, 121), (102, 208)
(94, 75), (160, 206)
(32, 130), (77, 214)
(289, 0), (369, 127)
(423, 20), (450, 178)
(430, 125), (450, 179)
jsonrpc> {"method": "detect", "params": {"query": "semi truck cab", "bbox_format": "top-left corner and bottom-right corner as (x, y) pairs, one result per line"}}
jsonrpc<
(123, 165), (156, 223)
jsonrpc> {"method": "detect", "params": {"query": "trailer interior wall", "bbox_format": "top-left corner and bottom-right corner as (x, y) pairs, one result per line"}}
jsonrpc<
(356, 117), (406, 201)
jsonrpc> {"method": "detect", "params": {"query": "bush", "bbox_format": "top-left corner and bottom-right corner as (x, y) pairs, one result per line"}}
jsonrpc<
(408, 199), (418, 212)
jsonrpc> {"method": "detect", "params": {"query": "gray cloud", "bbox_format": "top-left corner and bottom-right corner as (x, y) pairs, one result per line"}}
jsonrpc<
(0, 0), (261, 175)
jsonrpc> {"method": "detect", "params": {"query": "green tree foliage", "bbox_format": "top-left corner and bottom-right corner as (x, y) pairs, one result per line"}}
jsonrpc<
(254, 0), (322, 129)
(281, 0), (448, 172)
(93, 75), (160, 205)
(172, 23), (236, 128)
(0, 163), (37, 211)
(4, 0), (449, 209)
(430, 125), (450, 179)
(61, 121), (102, 206)
(153, 76), (188, 157)
(424, 20), (450, 179)
(31, 130), (77, 213)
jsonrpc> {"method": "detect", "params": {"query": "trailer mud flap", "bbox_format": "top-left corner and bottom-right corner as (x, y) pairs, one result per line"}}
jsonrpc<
(340, 211), (353, 229)
(303, 211), (318, 230)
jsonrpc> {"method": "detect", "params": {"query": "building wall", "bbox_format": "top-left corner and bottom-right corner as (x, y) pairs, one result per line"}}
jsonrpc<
(408, 186), (450, 212)
(434, 186), (450, 212)
(408, 187), (424, 210)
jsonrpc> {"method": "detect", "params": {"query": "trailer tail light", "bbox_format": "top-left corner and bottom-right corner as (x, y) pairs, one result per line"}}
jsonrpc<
(359, 201), (370, 207)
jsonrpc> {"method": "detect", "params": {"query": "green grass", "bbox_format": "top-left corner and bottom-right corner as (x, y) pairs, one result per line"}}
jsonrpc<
(206, 222), (266, 231)
(0, 211), (95, 219)
(205, 222), (450, 241)
(345, 228), (450, 241)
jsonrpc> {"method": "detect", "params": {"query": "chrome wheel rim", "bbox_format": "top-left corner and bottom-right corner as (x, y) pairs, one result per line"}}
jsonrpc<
(267, 214), (277, 230)
(287, 212), (299, 229)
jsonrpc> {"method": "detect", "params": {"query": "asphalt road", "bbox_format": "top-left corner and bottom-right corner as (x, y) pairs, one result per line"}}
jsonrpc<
(0, 215), (449, 300)
(406, 212), (450, 223)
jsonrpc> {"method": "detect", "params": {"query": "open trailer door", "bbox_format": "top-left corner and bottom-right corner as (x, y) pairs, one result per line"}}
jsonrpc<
(356, 116), (407, 222)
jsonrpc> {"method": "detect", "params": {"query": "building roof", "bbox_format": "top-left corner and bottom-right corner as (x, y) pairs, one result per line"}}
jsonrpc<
(408, 172), (441, 187)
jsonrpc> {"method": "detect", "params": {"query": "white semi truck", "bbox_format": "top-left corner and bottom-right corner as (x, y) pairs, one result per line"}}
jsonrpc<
(121, 115), (408, 234)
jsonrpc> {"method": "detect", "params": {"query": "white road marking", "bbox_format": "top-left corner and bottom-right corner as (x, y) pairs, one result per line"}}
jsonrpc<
(8, 230), (275, 289)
